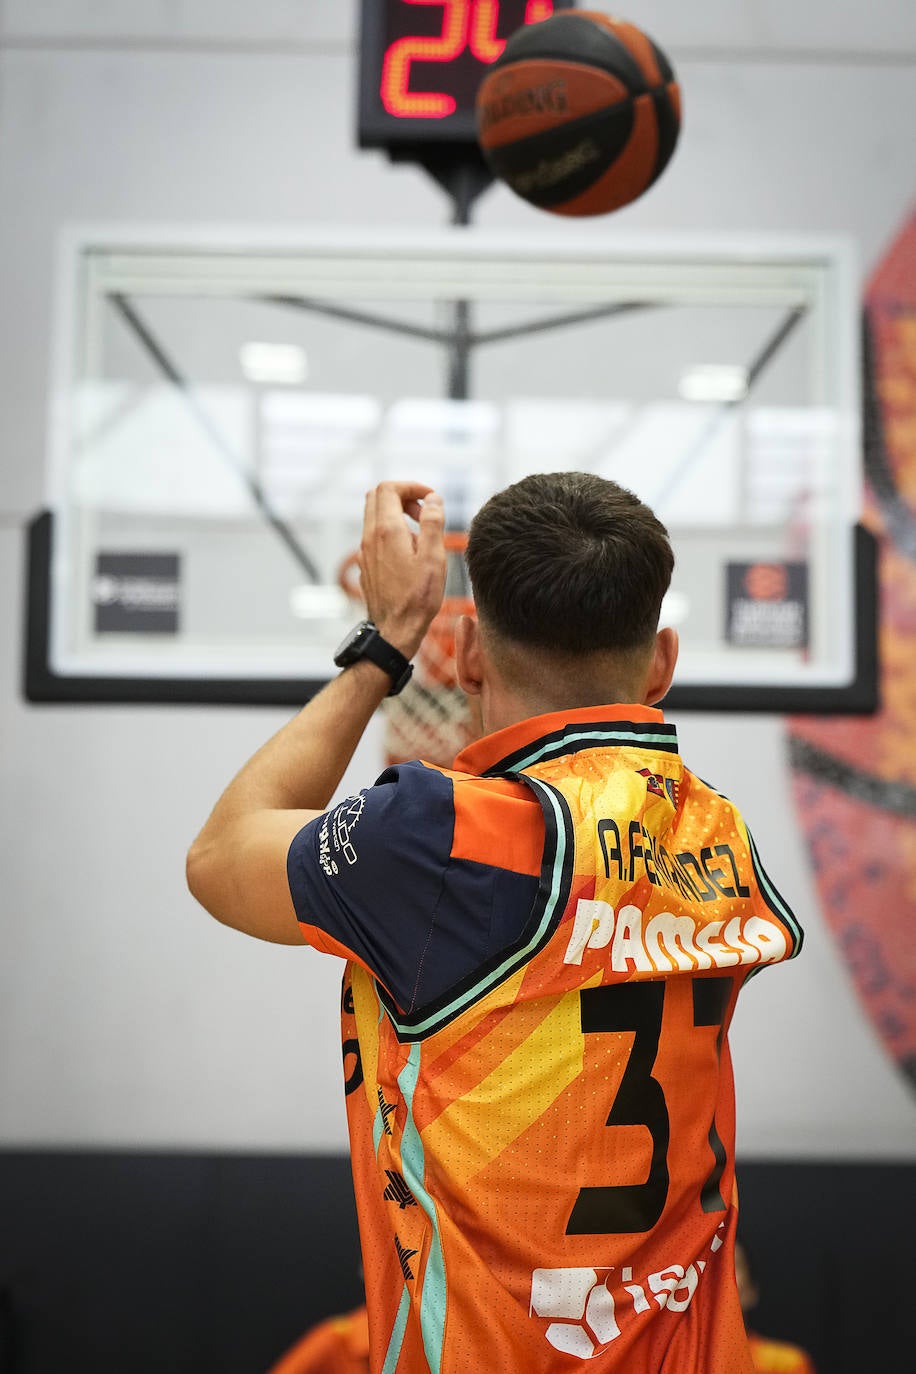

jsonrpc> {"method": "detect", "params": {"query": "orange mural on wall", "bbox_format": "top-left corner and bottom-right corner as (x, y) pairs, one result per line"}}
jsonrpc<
(788, 209), (916, 1092)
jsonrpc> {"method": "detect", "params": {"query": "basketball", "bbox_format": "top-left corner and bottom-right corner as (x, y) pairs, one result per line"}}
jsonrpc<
(475, 10), (681, 217)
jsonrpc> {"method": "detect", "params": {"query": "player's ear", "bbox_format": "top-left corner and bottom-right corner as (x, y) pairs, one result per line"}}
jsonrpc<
(455, 614), (483, 696)
(643, 626), (679, 706)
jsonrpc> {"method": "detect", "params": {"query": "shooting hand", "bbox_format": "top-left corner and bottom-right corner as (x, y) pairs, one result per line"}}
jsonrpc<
(359, 482), (447, 659)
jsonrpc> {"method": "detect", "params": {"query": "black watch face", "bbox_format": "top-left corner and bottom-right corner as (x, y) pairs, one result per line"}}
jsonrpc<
(334, 620), (374, 665)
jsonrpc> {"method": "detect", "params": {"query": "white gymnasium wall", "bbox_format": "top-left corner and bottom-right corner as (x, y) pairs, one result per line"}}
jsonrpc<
(1, 0), (914, 1156)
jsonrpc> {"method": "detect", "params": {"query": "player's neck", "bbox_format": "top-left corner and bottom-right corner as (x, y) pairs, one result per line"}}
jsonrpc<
(463, 625), (677, 736)
(477, 684), (642, 738)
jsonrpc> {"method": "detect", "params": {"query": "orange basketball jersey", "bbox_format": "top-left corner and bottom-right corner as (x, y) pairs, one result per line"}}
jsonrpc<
(288, 706), (801, 1373)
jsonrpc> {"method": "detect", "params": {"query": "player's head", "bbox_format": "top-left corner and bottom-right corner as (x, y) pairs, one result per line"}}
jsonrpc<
(461, 471), (676, 712)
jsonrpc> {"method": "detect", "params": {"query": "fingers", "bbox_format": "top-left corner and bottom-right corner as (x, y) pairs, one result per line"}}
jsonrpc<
(362, 485), (377, 547)
(381, 480), (436, 503)
(358, 482), (447, 658)
(372, 480), (435, 529)
(363, 481), (440, 547)
(417, 490), (446, 563)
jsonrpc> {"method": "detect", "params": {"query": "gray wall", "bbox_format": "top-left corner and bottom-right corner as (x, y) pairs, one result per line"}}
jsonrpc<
(2, 0), (915, 1157)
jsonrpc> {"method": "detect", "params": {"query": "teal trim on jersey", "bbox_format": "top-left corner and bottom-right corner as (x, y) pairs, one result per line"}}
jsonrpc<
(746, 828), (804, 955)
(381, 778), (571, 1040)
(398, 1044), (447, 1373)
(381, 1284), (411, 1374)
(504, 727), (679, 774)
(373, 996), (387, 1153)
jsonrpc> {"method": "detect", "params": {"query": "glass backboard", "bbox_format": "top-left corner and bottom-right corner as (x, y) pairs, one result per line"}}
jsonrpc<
(25, 228), (876, 711)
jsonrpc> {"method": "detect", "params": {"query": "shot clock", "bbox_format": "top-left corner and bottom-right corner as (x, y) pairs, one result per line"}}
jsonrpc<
(358, 0), (575, 148)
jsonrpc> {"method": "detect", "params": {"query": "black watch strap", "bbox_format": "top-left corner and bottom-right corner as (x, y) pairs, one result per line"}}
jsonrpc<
(333, 621), (413, 696)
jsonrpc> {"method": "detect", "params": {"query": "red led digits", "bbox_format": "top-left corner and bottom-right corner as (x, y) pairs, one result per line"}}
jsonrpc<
(470, 0), (554, 62)
(469, 1), (506, 62)
(381, 0), (470, 118)
(380, 0), (556, 121)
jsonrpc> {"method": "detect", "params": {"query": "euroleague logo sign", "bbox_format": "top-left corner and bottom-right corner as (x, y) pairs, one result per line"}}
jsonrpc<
(743, 563), (788, 600)
(726, 560), (809, 650)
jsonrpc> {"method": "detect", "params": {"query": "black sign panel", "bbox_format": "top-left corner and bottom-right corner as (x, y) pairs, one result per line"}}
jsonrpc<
(93, 553), (181, 635)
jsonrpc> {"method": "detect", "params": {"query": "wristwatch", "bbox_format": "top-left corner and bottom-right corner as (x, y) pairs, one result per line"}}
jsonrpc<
(333, 620), (413, 696)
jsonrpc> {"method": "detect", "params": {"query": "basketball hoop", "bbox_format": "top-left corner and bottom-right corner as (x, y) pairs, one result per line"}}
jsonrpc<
(338, 532), (477, 768)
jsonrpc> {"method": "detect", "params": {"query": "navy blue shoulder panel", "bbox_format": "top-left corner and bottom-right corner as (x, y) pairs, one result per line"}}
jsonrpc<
(287, 762), (539, 1014)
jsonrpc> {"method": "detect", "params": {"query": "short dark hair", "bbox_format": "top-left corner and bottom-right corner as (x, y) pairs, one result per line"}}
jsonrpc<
(466, 472), (673, 654)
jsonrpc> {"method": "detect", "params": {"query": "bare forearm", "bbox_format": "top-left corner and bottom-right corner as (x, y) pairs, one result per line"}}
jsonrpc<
(198, 660), (389, 832)
(186, 482), (447, 944)
(187, 663), (392, 940)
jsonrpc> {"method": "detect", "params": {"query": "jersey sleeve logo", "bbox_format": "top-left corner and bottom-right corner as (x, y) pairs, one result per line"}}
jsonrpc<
(318, 793), (366, 876)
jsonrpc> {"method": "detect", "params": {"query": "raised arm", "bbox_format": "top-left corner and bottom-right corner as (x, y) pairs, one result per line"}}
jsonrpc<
(186, 482), (447, 944)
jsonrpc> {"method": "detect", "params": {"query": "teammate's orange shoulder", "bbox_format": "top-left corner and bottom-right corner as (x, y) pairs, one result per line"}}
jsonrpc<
(267, 1304), (369, 1374)
(748, 1331), (817, 1374)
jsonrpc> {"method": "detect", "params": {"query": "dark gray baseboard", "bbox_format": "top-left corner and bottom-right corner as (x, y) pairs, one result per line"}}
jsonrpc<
(0, 1152), (911, 1373)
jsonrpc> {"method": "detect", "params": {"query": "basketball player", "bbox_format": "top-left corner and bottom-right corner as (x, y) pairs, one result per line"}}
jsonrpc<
(187, 474), (802, 1372)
